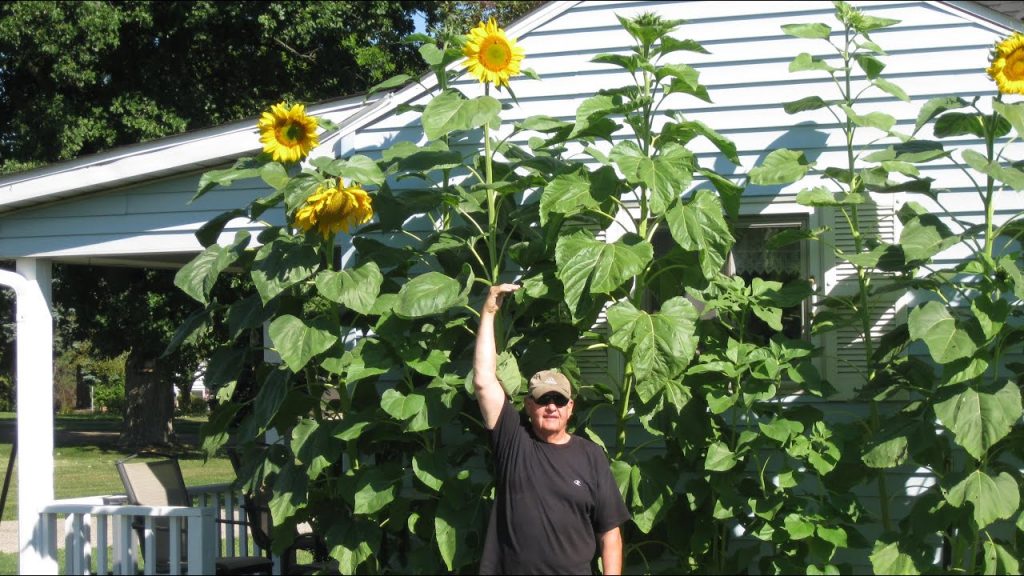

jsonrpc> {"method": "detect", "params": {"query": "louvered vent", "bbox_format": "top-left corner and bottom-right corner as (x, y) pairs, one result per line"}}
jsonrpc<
(831, 295), (902, 381)
(830, 198), (898, 289)
(823, 195), (905, 393)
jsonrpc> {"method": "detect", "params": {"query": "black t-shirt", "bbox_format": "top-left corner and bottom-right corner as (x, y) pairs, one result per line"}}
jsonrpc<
(479, 399), (631, 575)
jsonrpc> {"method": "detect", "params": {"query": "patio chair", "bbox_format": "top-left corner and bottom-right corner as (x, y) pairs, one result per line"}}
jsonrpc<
(116, 454), (274, 575)
(227, 446), (338, 575)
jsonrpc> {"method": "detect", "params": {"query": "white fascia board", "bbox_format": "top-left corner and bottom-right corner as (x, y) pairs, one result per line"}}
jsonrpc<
(0, 93), (379, 213)
(937, 1), (1024, 33)
(325, 1), (581, 146)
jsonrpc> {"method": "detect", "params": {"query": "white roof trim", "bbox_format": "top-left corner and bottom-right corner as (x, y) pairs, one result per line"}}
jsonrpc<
(934, 1), (1024, 33)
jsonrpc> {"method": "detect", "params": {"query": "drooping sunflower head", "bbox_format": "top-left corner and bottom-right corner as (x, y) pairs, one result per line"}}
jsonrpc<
(258, 102), (320, 163)
(294, 180), (374, 239)
(462, 17), (525, 88)
(987, 33), (1024, 95)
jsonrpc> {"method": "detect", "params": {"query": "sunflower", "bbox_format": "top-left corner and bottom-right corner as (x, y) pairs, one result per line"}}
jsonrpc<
(258, 102), (319, 163)
(988, 33), (1024, 95)
(294, 180), (374, 238)
(462, 18), (525, 88)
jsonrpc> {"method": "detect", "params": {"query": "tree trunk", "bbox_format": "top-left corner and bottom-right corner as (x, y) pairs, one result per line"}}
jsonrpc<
(118, 349), (176, 449)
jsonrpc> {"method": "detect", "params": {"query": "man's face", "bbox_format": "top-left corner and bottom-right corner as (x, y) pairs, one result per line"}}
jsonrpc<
(526, 392), (574, 437)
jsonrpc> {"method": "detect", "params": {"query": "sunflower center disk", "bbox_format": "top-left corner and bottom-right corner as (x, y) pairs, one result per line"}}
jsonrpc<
(482, 38), (511, 71)
(1008, 54), (1024, 78)
(282, 123), (302, 144)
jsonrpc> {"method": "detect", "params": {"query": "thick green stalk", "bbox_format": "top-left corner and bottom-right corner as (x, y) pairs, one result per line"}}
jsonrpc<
(983, 110), (997, 263)
(841, 25), (890, 532)
(483, 85), (500, 284)
(615, 369), (634, 460)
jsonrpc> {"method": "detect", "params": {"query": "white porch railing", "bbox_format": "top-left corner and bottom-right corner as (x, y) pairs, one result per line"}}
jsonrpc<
(37, 482), (275, 575)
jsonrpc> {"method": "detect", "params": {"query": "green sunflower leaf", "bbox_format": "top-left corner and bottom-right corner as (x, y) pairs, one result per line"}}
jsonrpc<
(934, 380), (1021, 461)
(422, 90), (501, 140)
(784, 96), (830, 114)
(874, 78), (909, 102)
(934, 112), (985, 138)
(394, 272), (465, 318)
(749, 149), (813, 185)
(914, 96), (968, 133)
(945, 469), (1020, 528)
(268, 314), (338, 373)
(788, 53), (837, 74)
(994, 100), (1024, 139)
(855, 54), (885, 79)
(315, 262), (383, 315)
(665, 190), (734, 279)
(251, 234), (319, 304)
(781, 23), (832, 39)
(908, 301), (977, 364)
(555, 230), (652, 320)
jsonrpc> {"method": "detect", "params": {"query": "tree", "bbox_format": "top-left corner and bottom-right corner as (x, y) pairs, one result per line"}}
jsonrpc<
(431, 1), (547, 33)
(0, 0), (434, 173)
(53, 267), (200, 446)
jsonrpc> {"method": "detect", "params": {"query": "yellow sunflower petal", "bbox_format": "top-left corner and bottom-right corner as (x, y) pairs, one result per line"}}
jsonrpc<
(988, 33), (1024, 95)
(257, 101), (320, 163)
(462, 18), (525, 88)
(294, 181), (374, 239)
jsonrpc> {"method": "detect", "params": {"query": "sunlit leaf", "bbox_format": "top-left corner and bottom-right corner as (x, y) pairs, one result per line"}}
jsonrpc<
(268, 314), (338, 373)
(749, 149), (813, 185)
(983, 539), (1020, 575)
(945, 469), (1019, 528)
(665, 190), (734, 279)
(381, 389), (426, 421)
(870, 539), (920, 575)
(781, 23), (832, 39)
(788, 53), (837, 74)
(607, 297), (699, 380)
(251, 235), (319, 304)
(908, 301), (977, 364)
(315, 262), (383, 315)
(555, 230), (652, 319)
(422, 90), (501, 140)
(394, 272), (465, 318)
(704, 441), (739, 472)
(934, 380), (1021, 461)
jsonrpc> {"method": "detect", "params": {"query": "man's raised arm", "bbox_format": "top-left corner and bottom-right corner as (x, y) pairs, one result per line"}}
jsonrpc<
(474, 283), (519, 429)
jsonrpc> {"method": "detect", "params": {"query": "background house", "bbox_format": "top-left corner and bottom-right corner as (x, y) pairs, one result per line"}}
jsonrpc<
(1, 1), (1021, 571)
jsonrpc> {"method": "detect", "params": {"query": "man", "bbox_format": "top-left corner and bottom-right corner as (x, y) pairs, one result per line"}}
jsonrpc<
(474, 283), (630, 575)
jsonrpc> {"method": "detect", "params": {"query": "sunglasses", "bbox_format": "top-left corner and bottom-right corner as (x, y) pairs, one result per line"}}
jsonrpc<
(533, 392), (570, 407)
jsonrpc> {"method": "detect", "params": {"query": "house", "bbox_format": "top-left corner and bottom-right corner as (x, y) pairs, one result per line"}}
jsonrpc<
(1, 1), (1021, 572)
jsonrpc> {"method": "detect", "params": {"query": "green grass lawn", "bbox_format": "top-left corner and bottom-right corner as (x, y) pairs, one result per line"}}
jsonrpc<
(0, 413), (236, 575)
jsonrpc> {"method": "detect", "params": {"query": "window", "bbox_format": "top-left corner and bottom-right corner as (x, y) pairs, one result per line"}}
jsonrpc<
(728, 218), (809, 341)
(649, 215), (811, 344)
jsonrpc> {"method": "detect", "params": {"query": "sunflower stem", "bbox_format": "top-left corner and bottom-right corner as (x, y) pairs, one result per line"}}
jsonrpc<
(484, 84), (499, 284)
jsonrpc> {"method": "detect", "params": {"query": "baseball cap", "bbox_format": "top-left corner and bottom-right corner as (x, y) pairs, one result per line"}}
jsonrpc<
(528, 370), (572, 400)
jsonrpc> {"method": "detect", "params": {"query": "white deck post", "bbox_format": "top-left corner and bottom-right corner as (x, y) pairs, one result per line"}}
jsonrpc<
(3, 258), (56, 574)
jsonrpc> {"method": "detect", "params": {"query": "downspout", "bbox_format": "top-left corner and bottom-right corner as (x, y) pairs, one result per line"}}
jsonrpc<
(0, 259), (56, 574)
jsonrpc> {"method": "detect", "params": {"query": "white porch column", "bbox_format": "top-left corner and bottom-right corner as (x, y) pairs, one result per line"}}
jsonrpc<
(1, 258), (56, 574)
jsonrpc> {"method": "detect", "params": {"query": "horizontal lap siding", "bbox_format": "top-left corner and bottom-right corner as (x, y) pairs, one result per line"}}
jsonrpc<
(0, 171), (278, 258)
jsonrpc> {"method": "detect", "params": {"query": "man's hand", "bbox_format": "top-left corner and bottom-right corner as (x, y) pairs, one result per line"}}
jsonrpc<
(483, 283), (519, 315)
